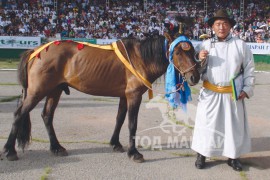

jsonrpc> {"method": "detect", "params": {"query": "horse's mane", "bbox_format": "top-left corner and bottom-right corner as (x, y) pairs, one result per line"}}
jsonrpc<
(140, 35), (167, 65)
(122, 35), (168, 73)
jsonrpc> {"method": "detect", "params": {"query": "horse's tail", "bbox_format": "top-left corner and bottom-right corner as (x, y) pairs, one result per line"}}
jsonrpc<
(18, 49), (33, 93)
(16, 49), (34, 150)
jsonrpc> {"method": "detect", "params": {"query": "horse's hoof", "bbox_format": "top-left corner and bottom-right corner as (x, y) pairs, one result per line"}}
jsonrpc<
(6, 153), (19, 161)
(51, 148), (68, 156)
(129, 153), (145, 163)
(57, 149), (68, 156)
(113, 145), (125, 153)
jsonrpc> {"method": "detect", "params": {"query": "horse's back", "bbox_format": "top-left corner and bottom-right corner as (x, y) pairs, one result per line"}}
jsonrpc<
(27, 41), (128, 97)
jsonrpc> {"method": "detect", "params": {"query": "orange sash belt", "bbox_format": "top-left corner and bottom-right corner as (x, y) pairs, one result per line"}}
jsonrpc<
(203, 80), (232, 93)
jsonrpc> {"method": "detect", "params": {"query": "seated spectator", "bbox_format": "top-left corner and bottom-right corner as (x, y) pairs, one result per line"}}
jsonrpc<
(256, 33), (265, 43)
(0, 0), (269, 42)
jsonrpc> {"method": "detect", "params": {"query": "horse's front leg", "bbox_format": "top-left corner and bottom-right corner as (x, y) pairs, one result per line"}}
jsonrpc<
(127, 94), (144, 163)
(110, 97), (127, 152)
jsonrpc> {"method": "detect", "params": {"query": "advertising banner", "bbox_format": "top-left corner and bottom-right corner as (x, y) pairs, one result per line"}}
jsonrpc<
(191, 41), (270, 55)
(61, 37), (96, 44)
(0, 36), (41, 49)
(246, 43), (270, 55)
(0, 36), (269, 55)
(96, 39), (117, 45)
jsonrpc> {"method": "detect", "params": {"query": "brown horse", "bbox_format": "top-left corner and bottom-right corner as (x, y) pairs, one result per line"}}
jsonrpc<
(3, 32), (200, 162)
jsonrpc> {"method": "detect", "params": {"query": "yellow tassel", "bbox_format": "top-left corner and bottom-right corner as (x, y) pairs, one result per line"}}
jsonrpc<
(148, 90), (153, 99)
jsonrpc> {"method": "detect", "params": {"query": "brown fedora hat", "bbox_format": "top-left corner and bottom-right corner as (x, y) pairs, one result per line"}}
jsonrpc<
(207, 9), (236, 27)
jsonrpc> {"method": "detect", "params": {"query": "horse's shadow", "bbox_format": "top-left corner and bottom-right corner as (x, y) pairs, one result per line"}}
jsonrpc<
(67, 146), (115, 155)
(0, 149), (82, 173)
(0, 145), (181, 173)
(0, 146), (117, 173)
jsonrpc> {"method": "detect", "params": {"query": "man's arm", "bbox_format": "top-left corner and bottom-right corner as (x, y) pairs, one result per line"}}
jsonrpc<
(242, 43), (255, 99)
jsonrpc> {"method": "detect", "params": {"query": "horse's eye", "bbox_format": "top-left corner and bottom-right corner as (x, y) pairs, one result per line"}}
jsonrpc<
(175, 50), (180, 55)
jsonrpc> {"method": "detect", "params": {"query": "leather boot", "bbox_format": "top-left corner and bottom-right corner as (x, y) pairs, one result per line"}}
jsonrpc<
(195, 153), (206, 169)
(227, 158), (243, 171)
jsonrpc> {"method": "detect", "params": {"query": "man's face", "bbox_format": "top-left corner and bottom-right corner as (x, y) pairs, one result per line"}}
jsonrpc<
(212, 19), (231, 40)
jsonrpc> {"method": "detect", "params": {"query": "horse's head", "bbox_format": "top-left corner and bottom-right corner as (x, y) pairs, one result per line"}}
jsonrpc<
(164, 32), (200, 86)
(171, 37), (200, 86)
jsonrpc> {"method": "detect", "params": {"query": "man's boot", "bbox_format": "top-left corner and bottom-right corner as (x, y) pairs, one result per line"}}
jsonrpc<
(227, 158), (243, 171)
(195, 153), (206, 169)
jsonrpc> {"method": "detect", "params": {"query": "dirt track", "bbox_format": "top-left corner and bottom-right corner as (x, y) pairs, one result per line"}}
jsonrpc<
(0, 70), (269, 180)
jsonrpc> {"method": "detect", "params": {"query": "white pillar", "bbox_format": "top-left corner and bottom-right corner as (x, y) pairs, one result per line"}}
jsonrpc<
(144, 0), (148, 12)
(204, 0), (208, 17)
(106, 0), (110, 9)
(240, 0), (245, 21)
(54, 0), (57, 11)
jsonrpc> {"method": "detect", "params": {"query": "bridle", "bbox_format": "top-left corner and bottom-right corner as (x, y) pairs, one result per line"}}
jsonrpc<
(172, 54), (197, 76)
(165, 36), (198, 82)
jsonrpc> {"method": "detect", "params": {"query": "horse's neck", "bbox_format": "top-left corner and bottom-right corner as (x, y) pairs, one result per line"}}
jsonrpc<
(144, 60), (169, 83)
(123, 38), (169, 83)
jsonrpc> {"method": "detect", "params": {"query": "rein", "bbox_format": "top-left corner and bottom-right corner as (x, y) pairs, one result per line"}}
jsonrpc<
(172, 60), (197, 75)
(168, 38), (197, 76)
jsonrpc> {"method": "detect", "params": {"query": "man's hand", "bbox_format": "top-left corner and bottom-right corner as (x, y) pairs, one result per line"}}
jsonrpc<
(199, 50), (209, 61)
(238, 91), (248, 100)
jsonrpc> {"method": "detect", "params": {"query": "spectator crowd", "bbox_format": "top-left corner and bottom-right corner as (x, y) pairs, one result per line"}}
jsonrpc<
(0, 0), (269, 43)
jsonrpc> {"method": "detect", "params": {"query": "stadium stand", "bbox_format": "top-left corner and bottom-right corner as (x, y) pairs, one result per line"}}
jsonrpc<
(0, 0), (269, 42)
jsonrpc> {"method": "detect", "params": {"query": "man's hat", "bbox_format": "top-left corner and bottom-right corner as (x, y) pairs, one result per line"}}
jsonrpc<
(207, 9), (236, 27)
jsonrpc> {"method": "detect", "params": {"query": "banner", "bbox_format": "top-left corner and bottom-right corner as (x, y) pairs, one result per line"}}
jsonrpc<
(191, 41), (270, 55)
(0, 36), (41, 49)
(246, 43), (270, 55)
(96, 39), (117, 45)
(0, 36), (269, 55)
(61, 37), (96, 44)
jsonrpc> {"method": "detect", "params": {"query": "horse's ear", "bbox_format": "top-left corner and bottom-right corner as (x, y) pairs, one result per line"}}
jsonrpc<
(174, 16), (194, 38)
(175, 16), (194, 28)
(164, 32), (173, 44)
(173, 30), (192, 39)
(183, 30), (193, 39)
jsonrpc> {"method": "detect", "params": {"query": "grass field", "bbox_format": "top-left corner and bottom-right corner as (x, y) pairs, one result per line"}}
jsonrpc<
(0, 59), (270, 71)
(0, 59), (19, 69)
(255, 62), (270, 72)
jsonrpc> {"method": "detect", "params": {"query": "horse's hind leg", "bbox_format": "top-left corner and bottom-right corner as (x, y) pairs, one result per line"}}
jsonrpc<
(110, 97), (127, 152)
(41, 88), (68, 156)
(3, 94), (41, 161)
